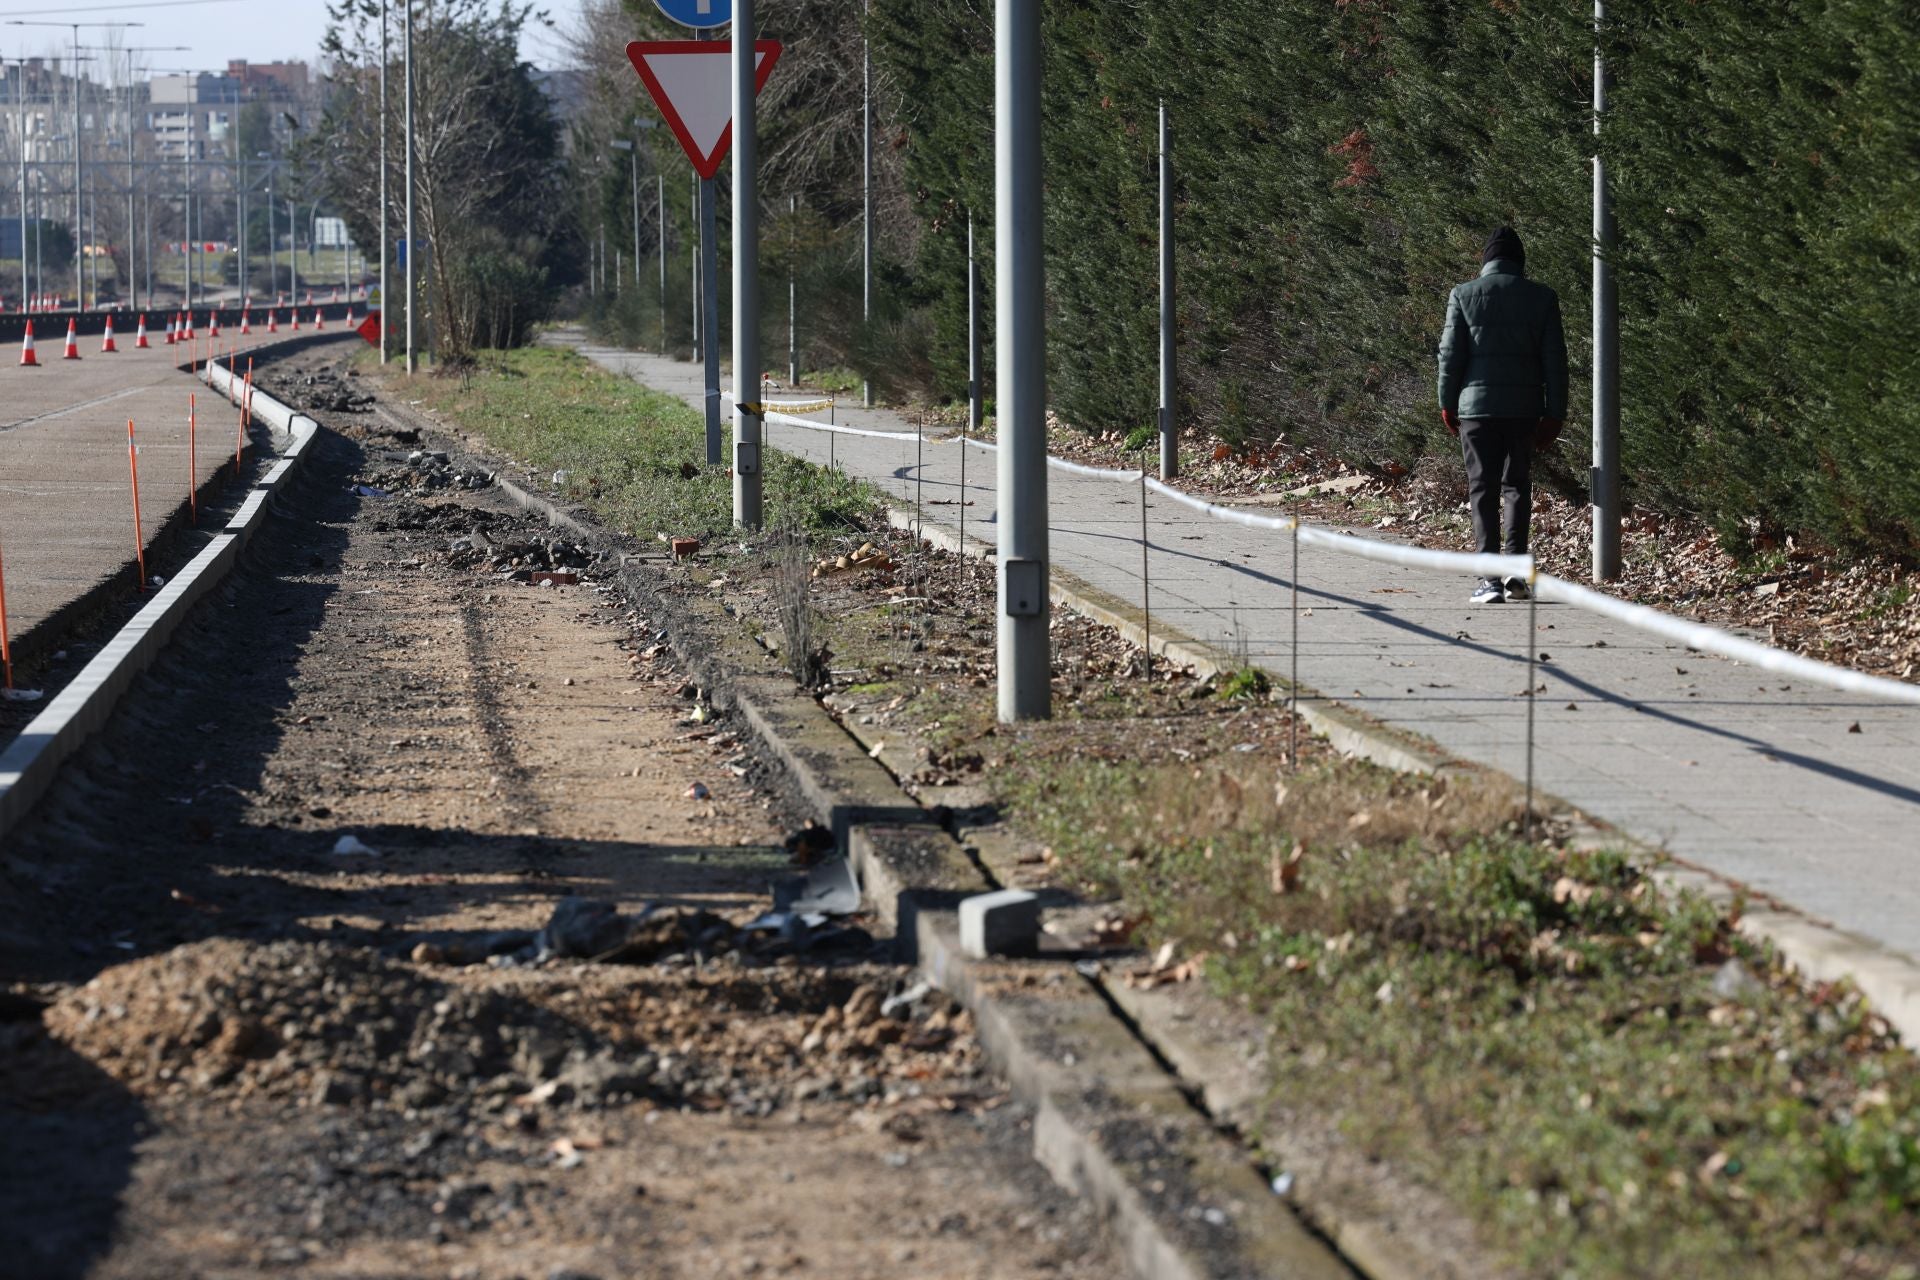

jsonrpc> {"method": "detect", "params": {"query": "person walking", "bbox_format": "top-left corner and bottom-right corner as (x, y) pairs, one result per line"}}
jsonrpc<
(1436, 225), (1568, 604)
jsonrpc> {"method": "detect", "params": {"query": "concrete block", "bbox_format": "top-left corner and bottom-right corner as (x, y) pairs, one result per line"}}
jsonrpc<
(959, 889), (1040, 959)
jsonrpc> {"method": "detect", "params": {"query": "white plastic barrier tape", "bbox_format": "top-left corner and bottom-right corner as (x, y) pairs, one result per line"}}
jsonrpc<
(759, 401), (1917, 704)
(762, 407), (923, 442)
(1535, 574), (1920, 706)
(961, 436), (1533, 579)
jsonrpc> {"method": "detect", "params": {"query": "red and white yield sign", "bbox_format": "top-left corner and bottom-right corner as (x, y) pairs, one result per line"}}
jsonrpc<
(626, 40), (782, 181)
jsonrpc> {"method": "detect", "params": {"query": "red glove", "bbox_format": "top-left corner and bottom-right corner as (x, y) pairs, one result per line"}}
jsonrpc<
(1440, 409), (1460, 438)
(1534, 417), (1563, 451)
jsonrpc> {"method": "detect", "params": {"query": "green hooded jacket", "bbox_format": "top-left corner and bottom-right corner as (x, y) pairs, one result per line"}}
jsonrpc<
(1436, 259), (1569, 421)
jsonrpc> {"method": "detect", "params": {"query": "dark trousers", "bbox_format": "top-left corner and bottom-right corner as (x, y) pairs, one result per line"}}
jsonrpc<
(1460, 417), (1533, 557)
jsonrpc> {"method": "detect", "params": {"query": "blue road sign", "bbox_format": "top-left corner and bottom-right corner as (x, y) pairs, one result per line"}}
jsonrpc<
(654, 0), (730, 29)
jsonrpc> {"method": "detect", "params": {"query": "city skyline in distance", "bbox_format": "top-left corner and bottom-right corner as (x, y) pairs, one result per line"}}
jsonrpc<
(0, 0), (593, 76)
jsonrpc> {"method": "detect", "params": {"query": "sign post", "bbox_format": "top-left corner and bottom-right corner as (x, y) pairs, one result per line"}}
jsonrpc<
(627, 35), (782, 468)
(732, 0), (763, 529)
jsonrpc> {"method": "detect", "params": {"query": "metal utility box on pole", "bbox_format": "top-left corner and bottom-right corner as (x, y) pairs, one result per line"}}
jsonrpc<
(1158, 102), (1177, 480)
(1591, 0), (1621, 581)
(731, 0), (764, 529)
(995, 0), (1050, 723)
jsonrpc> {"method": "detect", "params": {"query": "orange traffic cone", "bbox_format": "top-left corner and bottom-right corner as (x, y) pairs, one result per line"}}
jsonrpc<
(314, 308), (325, 331)
(164, 315), (176, 346)
(62, 318), (81, 360)
(19, 321), (38, 366)
(135, 315), (150, 348)
(267, 309), (278, 334)
(240, 309), (251, 335)
(183, 313), (195, 341)
(101, 315), (118, 353)
(291, 309), (301, 333)
(208, 311), (221, 338)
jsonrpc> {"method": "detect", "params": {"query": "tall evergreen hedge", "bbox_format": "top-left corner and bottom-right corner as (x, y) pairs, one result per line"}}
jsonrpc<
(871, 1), (1920, 556)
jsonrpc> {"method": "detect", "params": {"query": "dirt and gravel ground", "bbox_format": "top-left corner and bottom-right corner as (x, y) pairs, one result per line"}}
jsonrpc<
(0, 348), (1120, 1280)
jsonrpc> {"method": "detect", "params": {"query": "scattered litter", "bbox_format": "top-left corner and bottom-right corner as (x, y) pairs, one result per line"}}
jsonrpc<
(1270, 1172), (1295, 1197)
(1710, 958), (1766, 1001)
(351, 484), (391, 498)
(685, 781), (710, 800)
(528, 570), (579, 586)
(149, 575), (167, 588)
(551, 470), (571, 488)
(1, 688), (44, 702)
(331, 834), (380, 857)
(773, 857), (861, 917)
(880, 980), (932, 1020)
(671, 537), (701, 559)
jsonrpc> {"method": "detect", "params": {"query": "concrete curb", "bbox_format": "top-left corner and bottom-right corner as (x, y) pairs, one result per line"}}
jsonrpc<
(0, 380), (319, 842)
(474, 475), (1361, 1280)
(884, 505), (1920, 1046)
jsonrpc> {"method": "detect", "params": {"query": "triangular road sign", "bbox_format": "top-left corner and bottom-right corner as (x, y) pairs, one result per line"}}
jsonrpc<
(626, 40), (782, 180)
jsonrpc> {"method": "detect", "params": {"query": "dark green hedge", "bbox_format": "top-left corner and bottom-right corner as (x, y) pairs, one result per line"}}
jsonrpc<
(872, 1), (1920, 556)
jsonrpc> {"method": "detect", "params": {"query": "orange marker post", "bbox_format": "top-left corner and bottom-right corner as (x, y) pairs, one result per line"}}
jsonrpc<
(235, 372), (247, 467)
(189, 394), (199, 524)
(128, 420), (147, 593)
(0, 529), (13, 690)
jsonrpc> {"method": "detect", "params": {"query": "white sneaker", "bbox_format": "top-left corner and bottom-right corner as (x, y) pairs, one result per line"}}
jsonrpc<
(1471, 578), (1505, 605)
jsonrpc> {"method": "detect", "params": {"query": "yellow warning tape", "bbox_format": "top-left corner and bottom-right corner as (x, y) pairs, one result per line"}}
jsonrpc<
(760, 398), (836, 415)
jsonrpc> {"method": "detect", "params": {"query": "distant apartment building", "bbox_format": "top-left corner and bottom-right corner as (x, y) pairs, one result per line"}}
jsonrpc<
(148, 61), (315, 162)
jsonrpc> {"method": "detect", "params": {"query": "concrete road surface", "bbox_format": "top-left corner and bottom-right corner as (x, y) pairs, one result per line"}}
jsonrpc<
(564, 332), (1920, 980)
(0, 313), (358, 651)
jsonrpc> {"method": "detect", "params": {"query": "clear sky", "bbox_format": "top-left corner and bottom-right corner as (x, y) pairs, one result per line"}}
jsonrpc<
(0, 0), (594, 76)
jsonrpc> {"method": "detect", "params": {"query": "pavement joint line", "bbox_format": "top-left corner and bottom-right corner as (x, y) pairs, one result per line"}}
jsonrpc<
(880, 502), (1920, 1046)
(0, 372), (319, 843)
(0, 384), (149, 435)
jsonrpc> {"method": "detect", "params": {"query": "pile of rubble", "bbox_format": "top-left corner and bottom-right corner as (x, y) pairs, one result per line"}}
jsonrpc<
(409, 896), (874, 970)
(282, 368), (378, 414)
(359, 449), (494, 495)
(44, 939), (659, 1112)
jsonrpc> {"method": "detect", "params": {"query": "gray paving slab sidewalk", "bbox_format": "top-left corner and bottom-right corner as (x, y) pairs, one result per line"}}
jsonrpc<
(0, 322), (352, 645)
(561, 333), (1920, 970)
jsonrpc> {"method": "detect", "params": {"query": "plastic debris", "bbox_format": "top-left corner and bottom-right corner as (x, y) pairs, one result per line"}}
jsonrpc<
(331, 834), (380, 857)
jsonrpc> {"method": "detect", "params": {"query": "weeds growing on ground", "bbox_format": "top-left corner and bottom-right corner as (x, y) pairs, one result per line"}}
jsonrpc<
(399, 347), (881, 544)
(1006, 751), (1920, 1279)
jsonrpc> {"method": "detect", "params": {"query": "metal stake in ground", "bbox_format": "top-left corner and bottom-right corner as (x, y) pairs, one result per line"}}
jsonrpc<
(959, 411), (968, 556)
(1158, 102), (1177, 481)
(1524, 579), (1539, 837)
(1140, 451), (1151, 682)
(127, 419), (146, 593)
(1289, 500), (1300, 772)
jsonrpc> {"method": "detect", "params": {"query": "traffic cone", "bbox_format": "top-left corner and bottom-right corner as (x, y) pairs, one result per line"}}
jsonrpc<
(209, 311), (221, 338)
(165, 315), (176, 346)
(19, 321), (38, 366)
(314, 308), (325, 331)
(240, 309), (251, 335)
(135, 315), (150, 349)
(101, 315), (118, 353)
(267, 309), (278, 334)
(62, 318), (81, 360)
(183, 313), (194, 341)
(290, 309), (301, 333)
